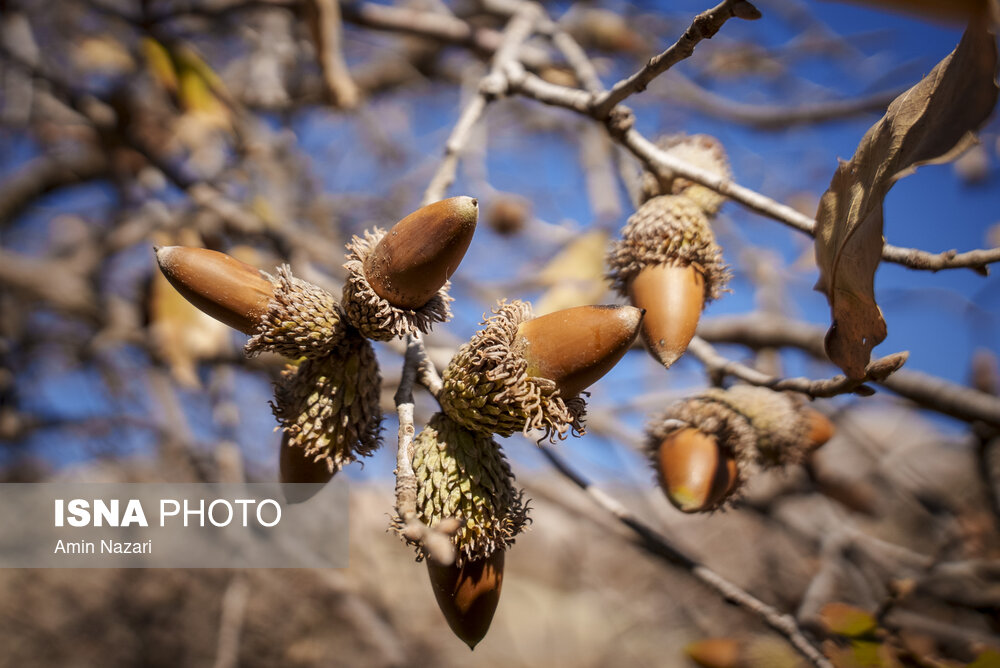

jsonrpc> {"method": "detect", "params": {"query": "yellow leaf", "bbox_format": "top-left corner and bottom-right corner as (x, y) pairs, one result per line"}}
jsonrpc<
(814, 20), (998, 378)
(142, 38), (178, 93)
(538, 229), (610, 284)
(819, 603), (878, 638)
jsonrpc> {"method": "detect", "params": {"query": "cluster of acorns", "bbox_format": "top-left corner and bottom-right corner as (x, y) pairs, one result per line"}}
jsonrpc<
(155, 134), (834, 649)
(156, 195), (644, 648)
(606, 134), (835, 513)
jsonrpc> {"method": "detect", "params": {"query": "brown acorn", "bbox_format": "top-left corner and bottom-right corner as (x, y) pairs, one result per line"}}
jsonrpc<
(342, 197), (478, 340)
(438, 300), (642, 441)
(279, 432), (334, 504)
(154, 246), (273, 334)
(610, 134), (732, 369)
(365, 196), (478, 308)
(516, 304), (643, 398)
(606, 195), (729, 369)
(486, 195), (529, 237)
(627, 263), (705, 369)
(655, 427), (739, 513)
(427, 550), (505, 649)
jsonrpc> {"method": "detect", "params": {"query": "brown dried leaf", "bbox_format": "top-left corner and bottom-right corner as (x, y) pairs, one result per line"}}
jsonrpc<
(814, 21), (998, 378)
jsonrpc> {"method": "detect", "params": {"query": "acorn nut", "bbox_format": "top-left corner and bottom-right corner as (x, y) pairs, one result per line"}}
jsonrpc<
(606, 195), (729, 369)
(516, 304), (644, 399)
(427, 550), (505, 650)
(342, 196), (478, 340)
(439, 300), (642, 441)
(655, 427), (739, 512)
(154, 246), (272, 334)
(279, 432), (334, 504)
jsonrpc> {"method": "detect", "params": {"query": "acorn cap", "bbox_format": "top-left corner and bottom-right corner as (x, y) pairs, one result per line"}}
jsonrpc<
(655, 427), (739, 512)
(427, 550), (505, 650)
(364, 196), (478, 309)
(702, 385), (811, 466)
(628, 263), (704, 368)
(342, 228), (453, 341)
(640, 134), (731, 215)
(606, 195), (729, 304)
(279, 432), (334, 504)
(154, 245), (273, 334)
(245, 264), (347, 359)
(272, 330), (382, 473)
(516, 304), (643, 398)
(399, 412), (528, 565)
(438, 300), (586, 442)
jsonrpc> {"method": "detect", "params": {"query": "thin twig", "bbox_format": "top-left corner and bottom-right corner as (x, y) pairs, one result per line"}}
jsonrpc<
(421, 3), (540, 206)
(502, 65), (1000, 274)
(393, 334), (455, 565)
(539, 444), (833, 668)
(212, 573), (250, 668)
(696, 315), (1000, 427)
(590, 0), (759, 118)
(308, 0), (360, 109)
(686, 336), (908, 398)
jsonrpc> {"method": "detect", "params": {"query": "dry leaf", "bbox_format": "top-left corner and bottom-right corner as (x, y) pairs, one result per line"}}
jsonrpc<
(534, 230), (610, 314)
(819, 602), (878, 638)
(814, 20), (998, 378)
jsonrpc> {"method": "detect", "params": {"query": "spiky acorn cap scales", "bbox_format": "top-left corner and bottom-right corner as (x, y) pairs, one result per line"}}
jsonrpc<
(648, 385), (813, 488)
(341, 228), (452, 341)
(606, 194), (729, 303)
(700, 385), (812, 466)
(640, 133), (731, 215)
(438, 300), (585, 442)
(406, 413), (528, 566)
(245, 264), (348, 359)
(271, 329), (382, 473)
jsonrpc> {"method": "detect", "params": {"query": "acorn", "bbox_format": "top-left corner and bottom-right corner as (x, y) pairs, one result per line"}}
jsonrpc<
(438, 300), (642, 441)
(486, 195), (529, 237)
(155, 246), (348, 359)
(154, 246), (273, 334)
(272, 329), (382, 475)
(610, 135), (731, 369)
(279, 432), (334, 504)
(607, 196), (728, 368)
(655, 427), (739, 513)
(342, 196), (478, 341)
(516, 304), (642, 399)
(648, 386), (823, 510)
(398, 412), (528, 564)
(427, 550), (505, 650)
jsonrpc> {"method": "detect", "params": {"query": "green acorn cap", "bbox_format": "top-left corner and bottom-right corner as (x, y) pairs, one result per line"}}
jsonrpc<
(245, 264), (348, 359)
(606, 194), (729, 303)
(271, 329), (382, 473)
(400, 413), (528, 566)
(438, 300), (586, 442)
(341, 228), (452, 341)
(640, 133), (731, 215)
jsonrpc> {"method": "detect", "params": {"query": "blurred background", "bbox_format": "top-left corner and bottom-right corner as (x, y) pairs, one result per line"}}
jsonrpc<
(0, 0), (998, 666)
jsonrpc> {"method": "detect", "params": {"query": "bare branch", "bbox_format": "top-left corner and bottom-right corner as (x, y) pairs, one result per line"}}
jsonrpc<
(591, 0), (760, 117)
(538, 444), (833, 668)
(393, 334), (455, 565)
(421, 3), (540, 205)
(686, 336), (908, 398)
(696, 315), (1000, 427)
(503, 66), (1000, 274)
(307, 0), (360, 109)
